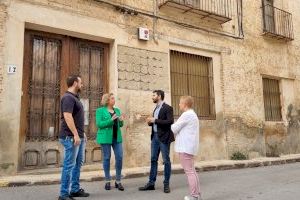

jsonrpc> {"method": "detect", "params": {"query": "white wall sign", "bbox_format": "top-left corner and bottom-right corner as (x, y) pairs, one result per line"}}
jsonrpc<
(7, 65), (17, 74)
(138, 27), (150, 41)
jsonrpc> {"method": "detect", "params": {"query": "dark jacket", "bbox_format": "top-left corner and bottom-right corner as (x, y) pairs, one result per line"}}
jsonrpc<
(149, 103), (175, 144)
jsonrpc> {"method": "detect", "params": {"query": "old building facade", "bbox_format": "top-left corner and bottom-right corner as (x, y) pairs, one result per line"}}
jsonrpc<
(0, 0), (300, 175)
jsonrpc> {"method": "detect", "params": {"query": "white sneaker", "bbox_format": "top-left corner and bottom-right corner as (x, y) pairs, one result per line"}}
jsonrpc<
(184, 195), (203, 200)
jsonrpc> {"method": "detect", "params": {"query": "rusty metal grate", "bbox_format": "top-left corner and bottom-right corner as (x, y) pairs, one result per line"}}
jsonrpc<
(158, 0), (235, 23)
(263, 78), (282, 121)
(170, 50), (216, 119)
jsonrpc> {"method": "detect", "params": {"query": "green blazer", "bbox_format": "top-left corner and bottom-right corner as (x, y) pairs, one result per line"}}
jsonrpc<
(96, 106), (124, 144)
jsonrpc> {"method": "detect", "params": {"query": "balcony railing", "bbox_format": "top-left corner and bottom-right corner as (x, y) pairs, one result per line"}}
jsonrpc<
(262, 5), (294, 41)
(158, 0), (234, 23)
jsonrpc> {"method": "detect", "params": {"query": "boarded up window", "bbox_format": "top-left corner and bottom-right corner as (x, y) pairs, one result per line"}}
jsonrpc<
(263, 78), (282, 121)
(170, 51), (215, 119)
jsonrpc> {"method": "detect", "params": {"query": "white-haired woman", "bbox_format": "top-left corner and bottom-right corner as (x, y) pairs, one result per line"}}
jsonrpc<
(171, 96), (202, 200)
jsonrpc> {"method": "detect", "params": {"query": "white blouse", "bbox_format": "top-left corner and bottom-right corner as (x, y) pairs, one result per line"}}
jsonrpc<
(171, 109), (200, 156)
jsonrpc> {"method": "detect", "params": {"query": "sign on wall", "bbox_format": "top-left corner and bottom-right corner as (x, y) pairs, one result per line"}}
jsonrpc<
(7, 65), (17, 74)
(138, 27), (150, 41)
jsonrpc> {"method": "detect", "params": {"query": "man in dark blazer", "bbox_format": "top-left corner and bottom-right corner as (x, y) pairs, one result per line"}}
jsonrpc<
(139, 90), (174, 193)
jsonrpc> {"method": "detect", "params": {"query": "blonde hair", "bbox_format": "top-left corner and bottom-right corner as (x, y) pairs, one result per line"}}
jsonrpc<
(101, 93), (114, 106)
(180, 96), (194, 108)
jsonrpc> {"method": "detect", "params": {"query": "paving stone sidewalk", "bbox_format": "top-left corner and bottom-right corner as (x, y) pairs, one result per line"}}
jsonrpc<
(1, 154), (299, 188)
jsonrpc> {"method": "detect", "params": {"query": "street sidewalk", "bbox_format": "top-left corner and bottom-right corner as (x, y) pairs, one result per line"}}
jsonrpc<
(1, 154), (300, 188)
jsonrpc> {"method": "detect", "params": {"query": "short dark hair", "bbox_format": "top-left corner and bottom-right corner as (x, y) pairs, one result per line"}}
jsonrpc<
(153, 90), (165, 100)
(66, 75), (81, 88)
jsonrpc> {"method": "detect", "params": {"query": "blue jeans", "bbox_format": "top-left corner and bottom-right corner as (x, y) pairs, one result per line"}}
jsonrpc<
(101, 140), (123, 182)
(149, 133), (171, 186)
(59, 137), (86, 198)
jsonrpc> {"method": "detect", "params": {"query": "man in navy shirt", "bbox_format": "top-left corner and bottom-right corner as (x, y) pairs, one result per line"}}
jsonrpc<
(58, 75), (89, 200)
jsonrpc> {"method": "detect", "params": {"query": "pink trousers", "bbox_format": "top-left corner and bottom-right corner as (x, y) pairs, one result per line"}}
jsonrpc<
(179, 153), (201, 198)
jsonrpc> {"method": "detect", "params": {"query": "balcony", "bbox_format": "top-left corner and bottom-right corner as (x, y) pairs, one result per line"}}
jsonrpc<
(262, 5), (294, 41)
(158, 0), (234, 24)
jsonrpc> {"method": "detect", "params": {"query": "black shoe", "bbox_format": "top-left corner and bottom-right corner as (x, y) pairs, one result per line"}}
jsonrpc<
(58, 196), (76, 200)
(138, 183), (155, 191)
(164, 185), (170, 193)
(70, 188), (89, 197)
(115, 182), (125, 191)
(105, 182), (111, 190)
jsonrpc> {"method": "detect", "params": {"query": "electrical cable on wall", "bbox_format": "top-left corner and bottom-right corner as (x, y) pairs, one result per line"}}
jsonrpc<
(94, 0), (245, 40)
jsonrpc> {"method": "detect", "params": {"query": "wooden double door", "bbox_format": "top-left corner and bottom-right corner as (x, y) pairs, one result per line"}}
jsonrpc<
(19, 30), (108, 170)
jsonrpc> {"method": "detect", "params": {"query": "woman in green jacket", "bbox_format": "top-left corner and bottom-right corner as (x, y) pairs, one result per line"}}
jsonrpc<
(96, 93), (124, 191)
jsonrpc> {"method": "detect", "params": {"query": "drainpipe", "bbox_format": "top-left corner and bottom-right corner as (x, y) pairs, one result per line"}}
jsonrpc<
(153, 0), (159, 44)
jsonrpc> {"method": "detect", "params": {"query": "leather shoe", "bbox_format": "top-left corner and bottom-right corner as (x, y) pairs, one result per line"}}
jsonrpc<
(70, 188), (89, 197)
(164, 185), (171, 193)
(138, 183), (155, 191)
(115, 182), (125, 191)
(105, 182), (111, 190)
(58, 196), (76, 200)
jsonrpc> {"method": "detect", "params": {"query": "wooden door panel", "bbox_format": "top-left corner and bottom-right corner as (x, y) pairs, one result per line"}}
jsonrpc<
(28, 37), (61, 140)
(75, 40), (106, 139)
(20, 30), (108, 170)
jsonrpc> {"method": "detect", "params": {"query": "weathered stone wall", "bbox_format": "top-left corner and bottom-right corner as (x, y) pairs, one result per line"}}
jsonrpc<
(117, 45), (171, 167)
(118, 45), (169, 91)
(0, 0), (300, 174)
(0, 1), (17, 175)
(0, 2), (7, 104)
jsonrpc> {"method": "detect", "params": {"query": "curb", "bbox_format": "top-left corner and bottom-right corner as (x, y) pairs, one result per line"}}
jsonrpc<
(1, 157), (300, 188)
(0, 181), (9, 187)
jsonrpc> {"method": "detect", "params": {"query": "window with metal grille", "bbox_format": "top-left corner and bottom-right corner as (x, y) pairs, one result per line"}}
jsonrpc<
(170, 50), (216, 119)
(262, 0), (294, 40)
(262, 78), (282, 121)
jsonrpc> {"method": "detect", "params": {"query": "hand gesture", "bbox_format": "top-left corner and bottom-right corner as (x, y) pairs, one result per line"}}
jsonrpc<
(112, 114), (118, 120)
(119, 114), (125, 121)
(146, 117), (155, 124)
(74, 135), (81, 146)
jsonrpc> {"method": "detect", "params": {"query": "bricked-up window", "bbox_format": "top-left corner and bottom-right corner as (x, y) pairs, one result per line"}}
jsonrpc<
(263, 78), (282, 121)
(170, 51), (215, 119)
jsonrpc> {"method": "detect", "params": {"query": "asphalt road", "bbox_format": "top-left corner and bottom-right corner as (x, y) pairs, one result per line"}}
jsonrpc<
(1, 162), (300, 200)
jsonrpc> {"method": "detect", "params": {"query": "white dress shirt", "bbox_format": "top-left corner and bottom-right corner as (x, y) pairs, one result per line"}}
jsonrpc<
(153, 101), (164, 133)
(171, 109), (200, 156)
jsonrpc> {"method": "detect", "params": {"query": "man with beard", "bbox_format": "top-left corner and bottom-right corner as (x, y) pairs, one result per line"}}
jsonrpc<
(139, 90), (175, 193)
(58, 75), (89, 200)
